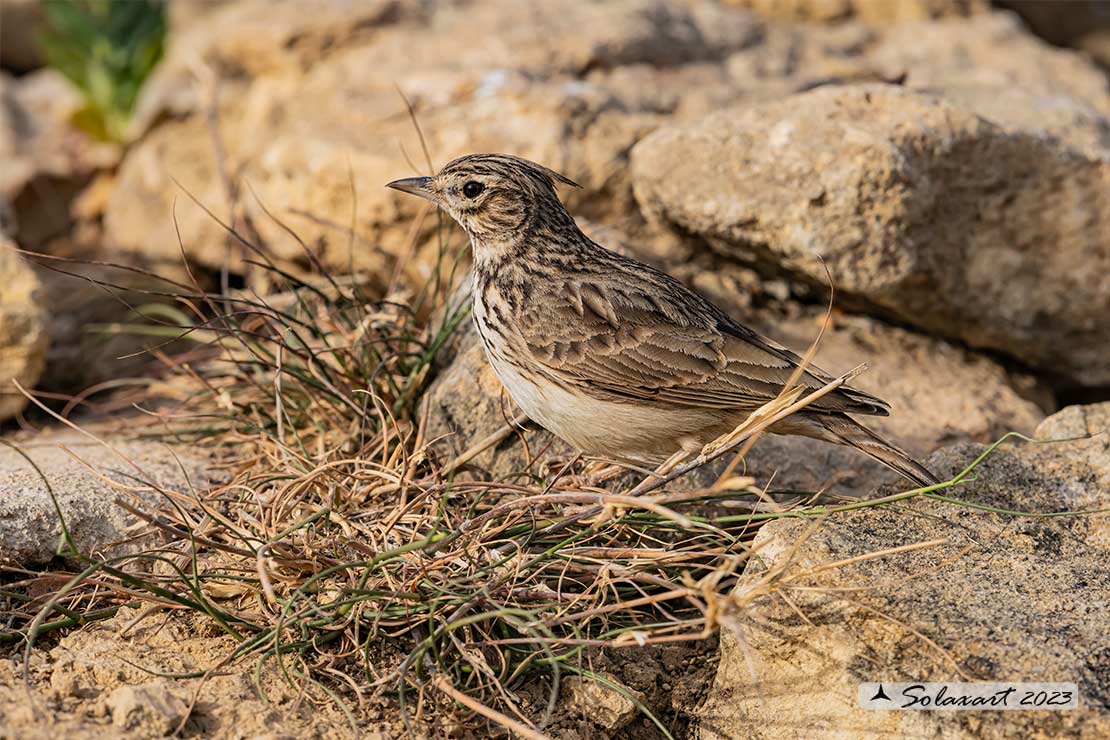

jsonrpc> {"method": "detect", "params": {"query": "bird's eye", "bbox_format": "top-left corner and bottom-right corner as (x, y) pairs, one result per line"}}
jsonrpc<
(462, 181), (485, 199)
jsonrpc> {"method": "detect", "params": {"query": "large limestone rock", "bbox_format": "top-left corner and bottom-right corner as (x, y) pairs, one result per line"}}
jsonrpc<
(0, 243), (47, 421)
(424, 299), (1045, 495)
(632, 83), (1110, 385)
(0, 427), (209, 565)
(696, 403), (1110, 739)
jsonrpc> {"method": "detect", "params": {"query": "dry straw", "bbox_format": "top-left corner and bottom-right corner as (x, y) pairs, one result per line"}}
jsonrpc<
(0, 174), (1079, 738)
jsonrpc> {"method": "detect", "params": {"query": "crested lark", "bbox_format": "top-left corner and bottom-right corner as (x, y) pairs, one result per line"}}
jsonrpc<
(387, 154), (938, 487)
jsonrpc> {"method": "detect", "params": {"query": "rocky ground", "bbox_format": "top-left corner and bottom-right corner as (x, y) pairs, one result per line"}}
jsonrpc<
(699, 404), (1110, 739)
(1, 0), (1109, 738)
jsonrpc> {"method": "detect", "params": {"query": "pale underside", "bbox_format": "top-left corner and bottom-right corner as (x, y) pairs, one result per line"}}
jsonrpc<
(473, 264), (889, 462)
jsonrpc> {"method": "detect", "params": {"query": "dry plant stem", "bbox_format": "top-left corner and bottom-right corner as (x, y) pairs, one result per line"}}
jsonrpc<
(114, 499), (254, 558)
(396, 362), (902, 689)
(800, 538), (950, 578)
(392, 381), (841, 693)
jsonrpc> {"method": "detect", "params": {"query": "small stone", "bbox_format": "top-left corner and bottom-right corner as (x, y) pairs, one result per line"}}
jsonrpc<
(563, 675), (640, 732)
(1035, 402), (1110, 486)
(108, 681), (190, 735)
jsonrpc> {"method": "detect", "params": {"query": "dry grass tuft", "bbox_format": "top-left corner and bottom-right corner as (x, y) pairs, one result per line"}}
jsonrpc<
(2, 200), (1033, 738)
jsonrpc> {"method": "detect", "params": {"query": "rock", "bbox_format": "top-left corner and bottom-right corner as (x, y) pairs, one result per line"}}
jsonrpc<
(1077, 27), (1110, 72)
(563, 674), (641, 732)
(869, 13), (1110, 155)
(1, 70), (192, 401)
(1035, 402), (1110, 514)
(0, 73), (39, 216)
(0, 194), (14, 237)
(696, 402), (1110, 739)
(107, 1), (1110, 293)
(755, 308), (1046, 457)
(0, 242), (48, 421)
(108, 682), (190, 735)
(1, 70), (120, 249)
(107, 74), (656, 276)
(32, 253), (199, 400)
(424, 298), (1045, 495)
(918, 82), (1110, 159)
(0, 427), (209, 565)
(126, 0), (426, 137)
(424, 326), (542, 483)
(995, 0), (1110, 47)
(873, 13), (1110, 112)
(106, 0), (761, 275)
(731, 0), (985, 25)
(631, 83), (1110, 385)
(106, 1), (1110, 300)
(0, 0), (46, 73)
(739, 306), (1045, 493)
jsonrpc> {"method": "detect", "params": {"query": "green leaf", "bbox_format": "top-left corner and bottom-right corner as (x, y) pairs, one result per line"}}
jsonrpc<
(39, 0), (167, 142)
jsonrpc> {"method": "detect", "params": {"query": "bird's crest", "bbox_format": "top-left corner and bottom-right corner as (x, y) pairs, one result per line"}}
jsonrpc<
(442, 153), (581, 194)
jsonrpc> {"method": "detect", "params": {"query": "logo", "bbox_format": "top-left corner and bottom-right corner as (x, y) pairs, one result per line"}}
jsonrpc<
(858, 683), (1078, 711)
(870, 684), (891, 702)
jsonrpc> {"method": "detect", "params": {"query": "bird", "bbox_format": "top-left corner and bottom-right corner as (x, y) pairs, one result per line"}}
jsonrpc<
(387, 154), (939, 488)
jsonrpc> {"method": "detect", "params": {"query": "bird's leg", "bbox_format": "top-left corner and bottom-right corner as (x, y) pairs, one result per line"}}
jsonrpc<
(581, 460), (626, 487)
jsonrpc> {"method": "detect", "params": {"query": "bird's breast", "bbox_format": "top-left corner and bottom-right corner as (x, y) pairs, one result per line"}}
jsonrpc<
(472, 283), (517, 363)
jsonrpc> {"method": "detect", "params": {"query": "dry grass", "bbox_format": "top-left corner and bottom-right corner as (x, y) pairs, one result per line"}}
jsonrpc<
(1, 195), (1045, 738)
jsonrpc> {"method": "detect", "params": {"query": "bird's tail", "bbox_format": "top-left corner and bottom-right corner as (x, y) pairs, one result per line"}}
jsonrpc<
(817, 414), (940, 489)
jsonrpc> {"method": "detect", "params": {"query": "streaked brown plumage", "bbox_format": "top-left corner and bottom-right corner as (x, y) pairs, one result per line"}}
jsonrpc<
(387, 154), (938, 487)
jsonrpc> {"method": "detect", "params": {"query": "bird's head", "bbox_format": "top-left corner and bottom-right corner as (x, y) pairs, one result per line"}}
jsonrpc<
(386, 154), (580, 249)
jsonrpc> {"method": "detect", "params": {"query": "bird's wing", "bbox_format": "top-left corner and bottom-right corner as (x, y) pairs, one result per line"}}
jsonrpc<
(518, 274), (889, 416)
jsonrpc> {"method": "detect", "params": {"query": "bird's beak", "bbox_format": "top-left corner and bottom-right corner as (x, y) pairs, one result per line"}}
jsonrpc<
(385, 176), (436, 201)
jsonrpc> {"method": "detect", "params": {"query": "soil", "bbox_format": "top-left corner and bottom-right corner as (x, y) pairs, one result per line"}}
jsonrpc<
(1, 607), (376, 739)
(0, 606), (721, 739)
